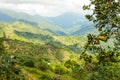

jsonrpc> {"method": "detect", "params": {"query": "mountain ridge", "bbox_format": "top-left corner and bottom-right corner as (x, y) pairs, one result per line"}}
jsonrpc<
(0, 9), (96, 36)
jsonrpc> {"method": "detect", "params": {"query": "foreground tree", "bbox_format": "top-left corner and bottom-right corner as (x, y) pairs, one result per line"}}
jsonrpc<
(79, 0), (120, 79)
(83, 0), (120, 64)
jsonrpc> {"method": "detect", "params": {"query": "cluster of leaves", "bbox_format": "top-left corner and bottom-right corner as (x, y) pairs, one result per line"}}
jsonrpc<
(83, 0), (119, 44)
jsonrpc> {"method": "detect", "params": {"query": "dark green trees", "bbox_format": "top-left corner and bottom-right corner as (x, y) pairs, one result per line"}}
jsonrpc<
(0, 34), (24, 80)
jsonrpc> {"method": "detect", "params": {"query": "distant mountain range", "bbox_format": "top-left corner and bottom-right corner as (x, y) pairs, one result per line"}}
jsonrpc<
(0, 9), (96, 36)
(46, 12), (85, 29)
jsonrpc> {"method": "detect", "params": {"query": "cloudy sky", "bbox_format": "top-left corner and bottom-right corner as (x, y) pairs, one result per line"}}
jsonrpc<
(0, 0), (90, 17)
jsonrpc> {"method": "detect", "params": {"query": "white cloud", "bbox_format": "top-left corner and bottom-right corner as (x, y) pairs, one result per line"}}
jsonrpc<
(0, 0), (91, 17)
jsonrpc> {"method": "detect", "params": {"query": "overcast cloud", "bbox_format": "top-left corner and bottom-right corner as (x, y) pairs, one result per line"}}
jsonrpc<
(0, 0), (90, 17)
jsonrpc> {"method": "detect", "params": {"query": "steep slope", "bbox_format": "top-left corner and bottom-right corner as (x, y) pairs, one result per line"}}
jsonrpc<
(5, 38), (74, 62)
(1, 37), (81, 80)
(0, 22), (55, 43)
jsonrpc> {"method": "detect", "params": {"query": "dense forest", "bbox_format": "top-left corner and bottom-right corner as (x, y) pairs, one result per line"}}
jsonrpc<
(0, 0), (120, 80)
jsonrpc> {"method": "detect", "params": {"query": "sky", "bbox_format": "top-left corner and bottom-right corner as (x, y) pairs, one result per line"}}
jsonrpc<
(0, 0), (90, 17)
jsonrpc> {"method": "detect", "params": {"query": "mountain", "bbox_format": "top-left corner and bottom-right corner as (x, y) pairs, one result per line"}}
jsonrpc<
(45, 12), (96, 35)
(0, 9), (67, 36)
(0, 12), (16, 22)
(70, 22), (97, 35)
(0, 9), (96, 36)
(0, 22), (86, 50)
(46, 12), (85, 29)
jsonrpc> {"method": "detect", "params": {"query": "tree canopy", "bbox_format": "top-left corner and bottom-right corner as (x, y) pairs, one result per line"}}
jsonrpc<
(83, 0), (120, 48)
(83, 0), (120, 64)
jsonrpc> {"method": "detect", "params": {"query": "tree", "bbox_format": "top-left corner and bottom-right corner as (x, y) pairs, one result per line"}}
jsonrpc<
(81, 1), (120, 79)
(83, 0), (120, 64)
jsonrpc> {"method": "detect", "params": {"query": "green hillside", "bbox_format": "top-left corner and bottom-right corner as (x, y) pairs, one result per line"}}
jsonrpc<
(0, 37), (79, 80)
(0, 22), (54, 43)
(6, 38), (77, 63)
(53, 36), (87, 46)
(0, 22), (87, 50)
(1, 36), (120, 80)
(0, 21), (119, 80)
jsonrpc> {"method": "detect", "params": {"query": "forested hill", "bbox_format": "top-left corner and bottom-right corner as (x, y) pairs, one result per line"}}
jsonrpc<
(3, 38), (77, 62)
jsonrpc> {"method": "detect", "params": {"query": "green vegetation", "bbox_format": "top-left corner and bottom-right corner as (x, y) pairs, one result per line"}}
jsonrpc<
(0, 36), (24, 80)
(0, 36), (80, 80)
(1, 34), (119, 80)
(0, 0), (120, 80)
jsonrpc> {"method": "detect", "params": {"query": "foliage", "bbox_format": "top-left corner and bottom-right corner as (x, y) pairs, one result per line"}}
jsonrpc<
(0, 37), (24, 80)
(22, 58), (35, 67)
(0, 2), (120, 79)
(40, 74), (53, 80)
(83, 0), (120, 63)
(64, 60), (79, 69)
(81, 0), (120, 80)
(54, 65), (68, 75)
(35, 57), (52, 71)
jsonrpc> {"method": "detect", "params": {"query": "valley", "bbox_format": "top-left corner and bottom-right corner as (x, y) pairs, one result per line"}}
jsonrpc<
(0, 4), (120, 80)
(0, 11), (89, 79)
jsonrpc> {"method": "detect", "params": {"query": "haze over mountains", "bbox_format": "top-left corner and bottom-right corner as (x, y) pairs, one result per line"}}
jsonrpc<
(0, 9), (96, 36)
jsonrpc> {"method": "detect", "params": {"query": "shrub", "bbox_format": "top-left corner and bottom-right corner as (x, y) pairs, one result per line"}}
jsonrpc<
(22, 59), (35, 67)
(35, 58), (52, 71)
(54, 65), (67, 75)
